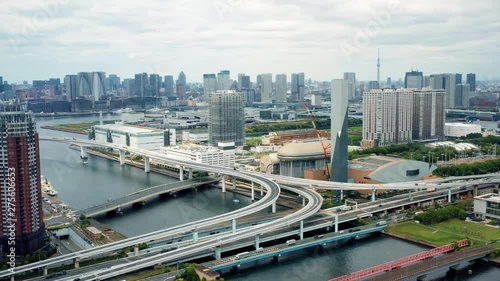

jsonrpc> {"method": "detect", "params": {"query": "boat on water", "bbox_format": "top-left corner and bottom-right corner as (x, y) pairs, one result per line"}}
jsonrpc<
(41, 176), (58, 196)
(146, 107), (163, 114)
(233, 199), (240, 203)
(115, 108), (134, 114)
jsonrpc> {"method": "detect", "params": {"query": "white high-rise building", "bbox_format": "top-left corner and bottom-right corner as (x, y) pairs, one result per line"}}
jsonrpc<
(275, 74), (287, 103)
(92, 71), (106, 101)
(217, 70), (231, 91)
(260, 73), (273, 103)
(362, 88), (445, 148)
(430, 73), (462, 109)
(291, 73), (305, 102)
(208, 90), (245, 146)
(203, 74), (217, 95)
(343, 72), (356, 100)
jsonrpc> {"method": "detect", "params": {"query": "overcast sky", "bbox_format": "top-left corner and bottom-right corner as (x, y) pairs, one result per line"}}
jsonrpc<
(1, 0), (499, 83)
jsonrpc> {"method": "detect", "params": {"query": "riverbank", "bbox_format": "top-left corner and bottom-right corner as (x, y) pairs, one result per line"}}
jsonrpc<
(41, 125), (87, 135)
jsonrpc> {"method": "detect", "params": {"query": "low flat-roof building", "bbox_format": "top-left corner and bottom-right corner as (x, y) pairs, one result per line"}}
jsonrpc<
(278, 141), (330, 178)
(159, 142), (235, 168)
(445, 123), (482, 138)
(474, 193), (500, 220)
(90, 123), (176, 151)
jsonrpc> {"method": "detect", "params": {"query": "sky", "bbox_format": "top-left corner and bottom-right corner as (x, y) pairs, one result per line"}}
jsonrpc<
(0, 0), (499, 83)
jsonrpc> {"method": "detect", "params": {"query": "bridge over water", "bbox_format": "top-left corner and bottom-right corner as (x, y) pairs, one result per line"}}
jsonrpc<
(75, 177), (220, 217)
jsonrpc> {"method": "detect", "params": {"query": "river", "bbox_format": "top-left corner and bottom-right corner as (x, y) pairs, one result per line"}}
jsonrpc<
(35, 114), (498, 281)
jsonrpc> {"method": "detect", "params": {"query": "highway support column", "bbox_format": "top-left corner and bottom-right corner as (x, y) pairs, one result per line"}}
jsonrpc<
(260, 184), (263, 196)
(215, 247), (221, 260)
(144, 157), (151, 173)
(193, 231), (199, 243)
(119, 150), (126, 166)
(188, 168), (193, 180)
(232, 177), (236, 190)
(302, 196), (306, 207)
(179, 167), (184, 181)
(371, 189), (376, 202)
(43, 267), (48, 275)
(232, 219), (236, 233)
(74, 257), (80, 269)
(448, 189), (452, 203)
(251, 182), (255, 201)
(473, 185), (478, 197)
(340, 190), (344, 200)
(222, 176), (226, 193)
(80, 146), (88, 159)
(255, 235), (260, 249)
(334, 214), (338, 233)
(299, 220), (304, 240)
(10, 275), (14, 281)
(272, 202), (276, 213)
(134, 244), (139, 256)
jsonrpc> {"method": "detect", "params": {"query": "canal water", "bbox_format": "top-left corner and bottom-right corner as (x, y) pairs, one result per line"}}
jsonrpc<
(36, 114), (499, 281)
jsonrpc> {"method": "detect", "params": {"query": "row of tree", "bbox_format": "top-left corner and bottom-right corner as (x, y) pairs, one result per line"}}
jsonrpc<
(414, 204), (467, 225)
(245, 118), (362, 136)
(433, 159), (500, 177)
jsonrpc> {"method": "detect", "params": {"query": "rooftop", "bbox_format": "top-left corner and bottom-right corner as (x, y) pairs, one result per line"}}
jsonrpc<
(426, 141), (479, 152)
(475, 193), (500, 203)
(445, 122), (482, 127)
(94, 123), (161, 134)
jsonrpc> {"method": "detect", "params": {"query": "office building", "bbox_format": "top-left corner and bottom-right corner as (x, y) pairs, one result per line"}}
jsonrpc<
(159, 143), (235, 168)
(176, 84), (186, 100)
(134, 73), (148, 97)
(203, 74), (217, 95)
(48, 78), (62, 96)
(217, 70), (231, 91)
(242, 88), (256, 105)
(362, 89), (445, 148)
(291, 73), (305, 102)
(466, 73), (476, 92)
(177, 71), (186, 87)
(0, 76), (3, 85)
(0, 105), (45, 256)
(455, 84), (470, 108)
(91, 123), (175, 151)
(343, 72), (356, 100)
(423, 76), (431, 88)
(240, 75), (250, 89)
(92, 71), (106, 101)
(366, 81), (380, 91)
(208, 90), (245, 146)
(108, 74), (120, 91)
(260, 73), (273, 103)
(430, 73), (462, 109)
(275, 74), (287, 103)
(123, 79), (134, 97)
(77, 72), (93, 97)
(386, 77), (392, 86)
(405, 70), (423, 89)
(331, 79), (349, 182)
(149, 74), (161, 97)
(445, 123), (481, 138)
(164, 75), (174, 97)
(64, 75), (78, 101)
(474, 194), (500, 220)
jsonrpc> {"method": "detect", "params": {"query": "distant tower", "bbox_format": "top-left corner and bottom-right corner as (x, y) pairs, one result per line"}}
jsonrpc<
(377, 49), (380, 85)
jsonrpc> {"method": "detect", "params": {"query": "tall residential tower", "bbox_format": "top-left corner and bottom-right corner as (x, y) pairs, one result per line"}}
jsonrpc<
(208, 91), (245, 146)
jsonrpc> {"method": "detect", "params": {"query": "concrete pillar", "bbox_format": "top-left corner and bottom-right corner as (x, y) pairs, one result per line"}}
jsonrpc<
(134, 244), (139, 256)
(260, 184), (263, 196)
(417, 201), (422, 207)
(272, 202), (276, 213)
(144, 157), (151, 173)
(74, 257), (80, 269)
(232, 219), (236, 233)
(188, 168), (193, 180)
(401, 206), (404, 211)
(215, 247), (221, 260)
(193, 232), (198, 243)
(371, 189), (376, 202)
(222, 176), (226, 193)
(302, 197), (306, 207)
(179, 167), (184, 181)
(251, 182), (255, 201)
(80, 146), (88, 159)
(340, 190), (344, 200)
(299, 220), (304, 240)
(118, 150), (126, 166)
(448, 189), (452, 203)
(232, 177), (236, 189)
(473, 186), (478, 197)
(255, 235), (260, 249)
(10, 275), (14, 281)
(384, 210), (388, 215)
(334, 215), (338, 233)
(43, 267), (48, 275)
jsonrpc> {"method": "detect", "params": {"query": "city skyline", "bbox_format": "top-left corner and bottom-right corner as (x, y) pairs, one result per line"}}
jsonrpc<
(1, 0), (499, 83)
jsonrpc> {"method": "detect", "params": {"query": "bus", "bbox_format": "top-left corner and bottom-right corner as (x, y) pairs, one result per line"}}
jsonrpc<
(235, 252), (250, 259)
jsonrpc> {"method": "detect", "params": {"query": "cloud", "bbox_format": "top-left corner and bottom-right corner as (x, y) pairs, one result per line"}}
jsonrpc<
(0, 0), (498, 83)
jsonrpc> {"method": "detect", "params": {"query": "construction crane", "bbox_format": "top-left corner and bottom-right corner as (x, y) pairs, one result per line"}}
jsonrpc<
(305, 106), (331, 179)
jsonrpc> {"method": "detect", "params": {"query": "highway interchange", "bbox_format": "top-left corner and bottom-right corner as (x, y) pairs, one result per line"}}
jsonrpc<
(2, 137), (499, 281)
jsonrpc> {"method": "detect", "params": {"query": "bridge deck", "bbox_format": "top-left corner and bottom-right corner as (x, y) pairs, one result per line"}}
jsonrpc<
(75, 177), (219, 217)
(364, 246), (494, 281)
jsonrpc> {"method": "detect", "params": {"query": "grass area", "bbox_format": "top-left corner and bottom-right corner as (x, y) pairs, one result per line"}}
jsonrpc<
(44, 120), (118, 134)
(120, 267), (173, 281)
(386, 222), (469, 246)
(436, 219), (500, 241)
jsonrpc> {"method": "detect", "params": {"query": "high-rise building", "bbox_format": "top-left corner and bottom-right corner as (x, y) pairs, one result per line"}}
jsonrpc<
(92, 71), (106, 101)
(377, 49), (381, 85)
(405, 70), (423, 89)
(0, 105), (45, 256)
(386, 77), (392, 86)
(362, 89), (445, 148)
(164, 75), (174, 97)
(343, 72), (356, 100)
(108, 74), (120, 91)
(237, 73), (245, 91)
(275, 74), (287, 103)
(240, 75), (250, 89)
(123, 79), (134, 97)
(291, 73), (305, 102)
(64, 75), (78, 102)
(366, 81), (380, 91)
(48, 78), (62, 96)
(176, 84), (186, 100)
(177, 71), (186, 87)
(217, 70), (230, 91)
(0, 76), (3, 85)
(455, 84), (470, 108)
(203, 74), (217, 95)
(134, 73), (148, 97)
(423, 76), (430, 88)
(77, 72), (93, 97)
(149, 74), (161, 97)
(32, 80), (46, 91)
(260, 73), (273, 103)
(330, 79), (349, 182)
(430, 73), (462, 109)
(208, 90), (245, 146)
(466, 73), (476, 92)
